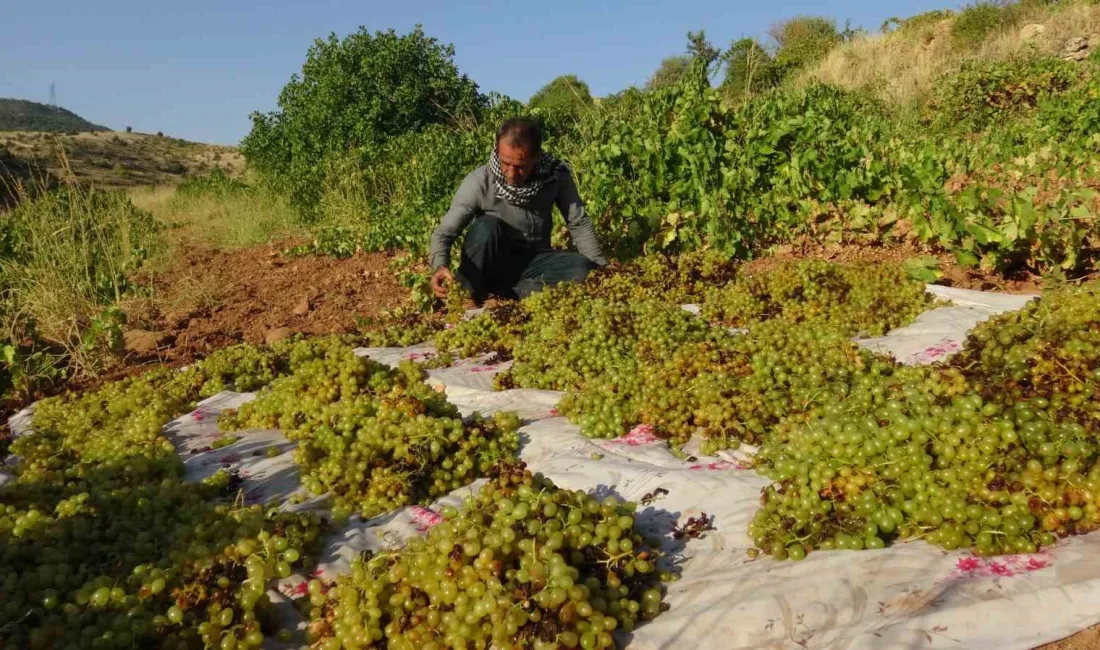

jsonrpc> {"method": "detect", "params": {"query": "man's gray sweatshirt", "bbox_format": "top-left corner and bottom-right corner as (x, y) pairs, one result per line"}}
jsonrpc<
(428, 165), (609, 271)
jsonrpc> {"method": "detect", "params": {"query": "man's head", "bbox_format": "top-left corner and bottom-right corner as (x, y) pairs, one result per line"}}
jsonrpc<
(495, 117), (542, 186)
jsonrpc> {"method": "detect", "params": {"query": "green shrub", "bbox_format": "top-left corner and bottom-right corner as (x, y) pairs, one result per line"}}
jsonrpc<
(576, 56), (893, 259)
(252, 23), (1100, 281)
(951, 1), (1018, 48)
(882, 10), (954, 34)
(927, 55), (1080, 132)
(645, 56), (692, 90)
(769, 17), (843, 79)
(306, 96), (525, 258)
(528, 74), (595, 134)
(240, 25), (487, 217)
(722, 38), (780, 97)
(1035, 67), (1100, 139)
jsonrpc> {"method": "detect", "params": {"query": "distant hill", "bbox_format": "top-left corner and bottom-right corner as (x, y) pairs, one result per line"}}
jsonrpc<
(0, 98), (110, 133)
(0, 131), (244, 191)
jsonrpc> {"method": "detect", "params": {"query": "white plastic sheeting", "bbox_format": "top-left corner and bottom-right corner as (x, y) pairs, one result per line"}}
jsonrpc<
(12, 285), (1100, 650)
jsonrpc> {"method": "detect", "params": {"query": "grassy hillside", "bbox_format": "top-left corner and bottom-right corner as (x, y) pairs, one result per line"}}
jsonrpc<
(801, 1), (1100, 107)
(0, 98), (109, 133)
(0, 130), (244, 189)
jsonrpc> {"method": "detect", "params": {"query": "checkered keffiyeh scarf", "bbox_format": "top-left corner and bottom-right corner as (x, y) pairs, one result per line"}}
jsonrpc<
(489, 149), (567, 206)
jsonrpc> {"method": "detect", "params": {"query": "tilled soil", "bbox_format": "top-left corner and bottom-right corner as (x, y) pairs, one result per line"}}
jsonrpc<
(125, 243), (409, 364)
(0, 242), (408, 442)
(1040, 628), (1100, 650)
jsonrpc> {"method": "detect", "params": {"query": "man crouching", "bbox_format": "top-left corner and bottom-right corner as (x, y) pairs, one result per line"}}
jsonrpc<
(428, 117), (608, 303)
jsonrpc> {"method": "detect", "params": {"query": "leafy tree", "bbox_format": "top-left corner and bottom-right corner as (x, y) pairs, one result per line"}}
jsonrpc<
(240, 25), (486, 216)
(686, 30), (721, 69)
(722, 38), (780, 98)
(769, 17), (843, 80)
(645, 55), (691, 91)
(528, 74), (595, 134)
(644, 31), (720, 95)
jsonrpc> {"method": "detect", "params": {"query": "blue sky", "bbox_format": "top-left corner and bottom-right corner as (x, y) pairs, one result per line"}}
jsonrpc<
(2, 0), (951, 146)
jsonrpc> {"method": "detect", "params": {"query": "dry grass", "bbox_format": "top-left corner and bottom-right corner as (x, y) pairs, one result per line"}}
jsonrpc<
(0, 174), (159, 378)
(120, 266), (228, 331)
(801, 1), (1100, 107)
(130, 181), (301, 254)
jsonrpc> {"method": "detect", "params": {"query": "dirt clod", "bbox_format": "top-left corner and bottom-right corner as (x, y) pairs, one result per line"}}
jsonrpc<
(122, 329), (171, 353)
(264, 327), (292, 346)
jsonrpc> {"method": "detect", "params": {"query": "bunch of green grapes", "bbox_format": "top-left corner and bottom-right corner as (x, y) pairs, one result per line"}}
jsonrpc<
(2, 340), (338, 649)
(306, 461), (666, 650)
(558, 320), (887, 455)
(557, 359), (644, 440)
(584, 250), (739, 305)
(497, 298), (712, 393)
(18, 338), (349, 487)
(357, 305), (448, 348)
(219, 343), (522, 520)
(750, 376), (1098, 559)
(0, 467), (326, 650)
(702, 260), (936, 336)
(514, 261), (935, 453)
(950, 282), (1100, 429)
(692, 321), (887, 450)
(357, 283), (471, 348)
(433, 301), (529, 360)
(748, 281), (1100, 562)
(392, 253), (737, 371)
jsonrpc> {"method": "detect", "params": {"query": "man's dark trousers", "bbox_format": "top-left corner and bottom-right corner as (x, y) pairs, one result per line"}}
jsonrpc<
(455, 216), (596, 302)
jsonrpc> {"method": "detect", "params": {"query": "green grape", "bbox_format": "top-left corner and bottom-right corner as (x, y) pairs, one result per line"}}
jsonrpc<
(219, 342), (522, 519)
(309, 461), (665, 648)
(0, 339), (335, 648)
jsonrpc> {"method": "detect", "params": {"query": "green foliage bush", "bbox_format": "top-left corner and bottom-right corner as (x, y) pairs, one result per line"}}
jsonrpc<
(1035, 65), (1100, 139)
(176, 167), (249, 197)
(240, 26), (487, 216)
(769, 17), (843, 79)
(722, 38), (780, 97)
(928, 55), (1081, 132)
(251, 22), (1100, 281)
(646, 56), (692, 90)
(950, 1), (1020, 48)
(303, 96), (525, 257)
(578, 68), (892, 258)
(528, 74), (595, 134)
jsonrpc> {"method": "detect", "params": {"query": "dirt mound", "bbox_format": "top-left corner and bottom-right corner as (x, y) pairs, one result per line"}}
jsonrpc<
(127, 244), (408, 364)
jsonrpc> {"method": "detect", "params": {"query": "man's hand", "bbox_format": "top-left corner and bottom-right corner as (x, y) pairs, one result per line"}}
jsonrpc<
(430, 267), (454, 299)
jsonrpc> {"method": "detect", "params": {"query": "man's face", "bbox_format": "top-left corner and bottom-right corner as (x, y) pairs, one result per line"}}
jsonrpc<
(497, 140), (537, 186)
